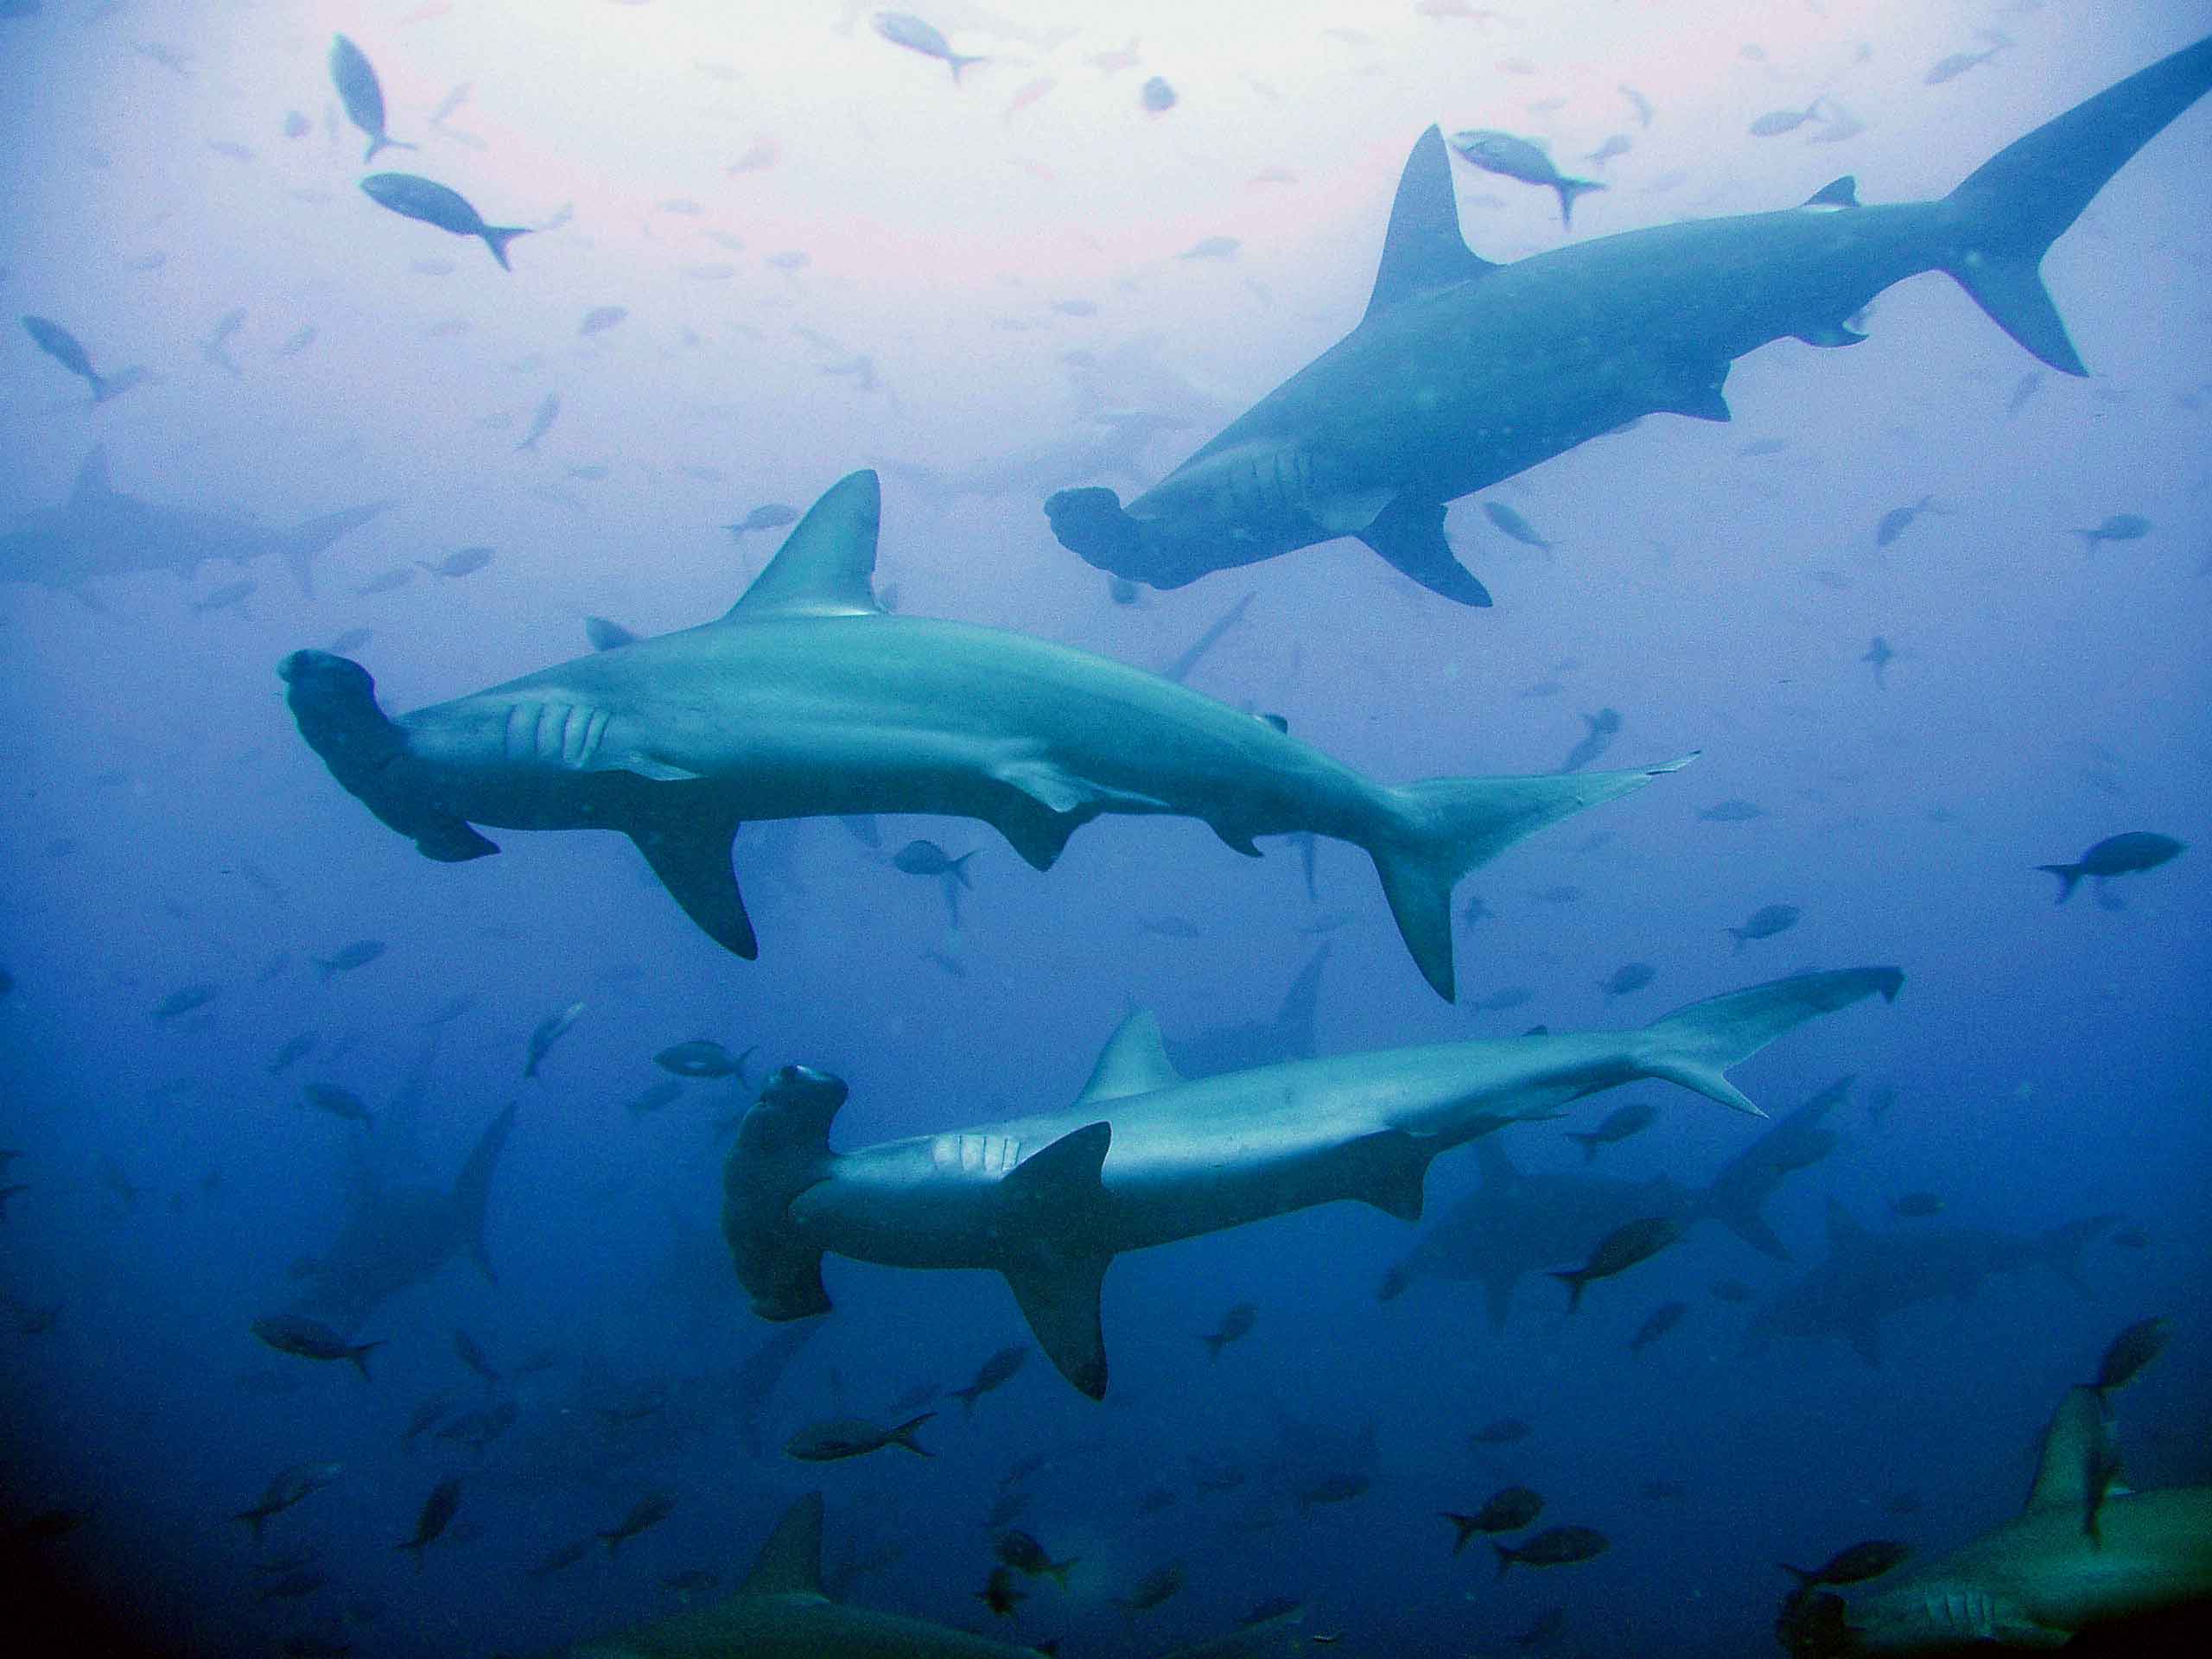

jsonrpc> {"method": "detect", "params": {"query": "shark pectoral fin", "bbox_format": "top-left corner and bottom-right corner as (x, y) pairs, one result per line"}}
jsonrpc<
(1795, 322), (1868, 347)
(1341, 1129), (1434, 1223)
(991, 756), (1096, 815)
(1715, 1208), (1792, 1262)
(1312, 488), (1395, 536)
(1356, 498), (1491, 607)
(627, 804), (757, 959)
(416, 819), (500, 862)
(608, 754), (706, 783)
(738, 1491), (830, 1599)
(1000, 1122), (1115, 1399)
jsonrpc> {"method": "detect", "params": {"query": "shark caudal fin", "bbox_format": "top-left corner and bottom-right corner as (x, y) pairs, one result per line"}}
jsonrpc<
(1942, 33), (2212, 374)
(449, 1103), (518, 1283)
(995, 1122), (1116, 1400)
(282, 500), (392, 598)
(1634, 969), (1904, 1116)
(723, 1067), (846, 1321)
(1373, 754), (1695, 1000)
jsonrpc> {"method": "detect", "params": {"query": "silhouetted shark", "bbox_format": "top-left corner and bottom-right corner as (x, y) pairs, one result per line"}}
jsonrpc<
(0, 447), (390, 601)
(1747, 1198), (2115, 1366)
(286, 1103), (518, 1336)
(1046, 35), (2212, 604)
(1162, 942), (1330, 1077)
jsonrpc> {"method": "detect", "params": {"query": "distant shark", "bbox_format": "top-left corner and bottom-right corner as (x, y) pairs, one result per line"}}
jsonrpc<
(1379, 1073), (1853, 1328)
(1779, 1385), (2212, 1653)
(285, 1103), (518, 1336)
(280, 470), (1688, 1001)
(1046, 34), (2212, 604)
(0, 447), (391, 601)
(725, 968), (1900, 1398)
(1162, 941), (1330, 1077)
(1746, 1198), (2115, 1367)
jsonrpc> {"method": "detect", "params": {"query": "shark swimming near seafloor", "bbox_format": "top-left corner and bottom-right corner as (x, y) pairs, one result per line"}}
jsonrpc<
(0, 447), (391, 602)
(1046, 33), (2212, 605)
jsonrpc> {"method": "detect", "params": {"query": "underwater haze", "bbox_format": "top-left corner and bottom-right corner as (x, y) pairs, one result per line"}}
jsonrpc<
(1, 2), (2208, 1656)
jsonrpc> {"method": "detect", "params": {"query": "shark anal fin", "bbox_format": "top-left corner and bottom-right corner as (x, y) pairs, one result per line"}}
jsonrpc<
(628, 801), (756, 958)
(1365, 126), (1502, 324)
(1342, 1128), (1433, 1223)
(739, 1491), (830, 1599)
(1356, 498), (1491, 607)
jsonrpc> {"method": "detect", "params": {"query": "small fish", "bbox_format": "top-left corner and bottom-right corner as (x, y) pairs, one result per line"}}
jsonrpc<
(1471, 1416), (1532, 1446)
(2092, 1316), (2169, 1394)
(994, 1529), (1077, 1586)
(892, 840), (976, 882)
(418, 546), (493, 578)
(1629, 1300), (1688, 1353)
(315, 939), (386, 981)
(1890, 1191), (1944, 1218)
(1699, 798), (1765, 822)
(419, 993), (478, 1027)
(525, 1000), (587, 1078)
(283, 111), (312, 139)
(1469, 986), (1533, 1013)
(517, 391), (561, 451)
(451, 1328), (500, 1386)
(599, 1493), (674, 1555)
(1566, 1099), (1656, 1160)
(153, 983), (219, 1020)
(232, 1462), (343, 1543)
(950, 1344), (1027, 1414)
(395, 1475), (461, 1569)
(976, 1565), (1026, 1617)
(2110, 1225), (2152, 1250)
(1494, 1525), (1609, 1575)
(1875, 494), (1948, 547)
(1139, 915), (1203, 939)
(22, 315), (142, 403)
(1748, 102), (1825, 137)
(1860, 636), (1896, 687)
(1202, 1302), (1256, 1359)
(1141, 76), (1177, 114)
(251, 1315), (381, 1379)
(2076, 513), (2151, 551)
(1926, 44), (2005, 86)
(1177, 235), (1240, 260)
(193, 578), (257, 614)
(355, 568), (415, 595)
(1442, 1485), (1544, 1552)
(527, 1537), (594, 1580)
(330, 36), (416, 162)
(1549, 1216), (1683, 1312)
(872, 12), (986, 81)
(578, 305), (628, 336)
(361, 174), (530, 270)
(662, 1569), (720, 1596)
(1448, 131), (1603, 226)
(1559, 709), (1620, 773)
(300, 1083), (374, 1128)
(1726, 903), (1802, 951)
(2035, 832), (2183, 905)
(1002, 76), (1054, 121)
(1585, 134), (1630, 166)
(725, 503), (798, 537)
(1482, 499), (1554, 550)
(1294, 1471), (1371, 1513)
(1782, 1540), (1911, 1588)
(257, 1569), (327, 1602)
(624, 1078), (684, 1118)
(200, 307), (246, 375)
(653, 1039), (750, 1080)
(1115, 1561), (1184, 1613)
(785, 1412), (935, 1460)
(2006, 371), (2042, 414)
(1620, 84), (1655, 128)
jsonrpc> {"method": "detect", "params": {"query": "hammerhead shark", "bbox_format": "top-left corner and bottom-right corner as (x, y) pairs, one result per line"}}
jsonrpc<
(724, 967), (1900, 1398)
(280, 470), (1688, 1001)
(284, 1103), (518, 1335)
(1778, 1382), (2212, 1652)
(0, 447), (390, 601)
(1162, 940), (1331, 1077)
(1045, 34), (2212, 604)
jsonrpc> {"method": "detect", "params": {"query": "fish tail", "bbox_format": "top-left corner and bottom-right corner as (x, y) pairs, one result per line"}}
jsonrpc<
(1047, 1559), (1077, 1588)
(1941, 34), (2212, 373)
(1548, 1268), (1588, 1313)
(1443, 1513), (1479, 1556)
(363, 134), (417, 164)
(234, 1508), (267, 1542)
(1493, 1541), (1517, 1579)
(950, 53), (988, 83)
(1373, 754), (1695, 1000)
(1779, 1562), (1819, 1587)
(2036, 861), (2084, 904)
(349, 1340), (383, 1381)
(891, 1412), (937, 1454)
(1567, 1131), (1601, 1163)
(1632, 968), (1904, 1116)
(1554, 175), (1605, 226)
(480, 225), (532, 272)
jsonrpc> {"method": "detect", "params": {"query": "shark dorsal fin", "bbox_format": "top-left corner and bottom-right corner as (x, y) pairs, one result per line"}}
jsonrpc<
(1364, 127), (1500, 326)
(584, 615), (641, 651)
(727, 471), (883, 620)
(70, 446), (113, 505)
(2023, 1386), (2109, 1514)
(1823, 1196), (1866, 1254)
(740, 1491), (829, 1599)
(1803, 175), (1860, 209)
(1076, 1010), (1183, 1104)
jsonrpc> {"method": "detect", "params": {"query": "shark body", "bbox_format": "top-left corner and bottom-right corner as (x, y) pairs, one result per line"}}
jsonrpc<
(281, 470), (1687, 1001)
(285, 1103), (517, 1335)
(1046, 35), (2212, 604)
(725, 969), (1901, 1398)
(0, 447), (390, 601)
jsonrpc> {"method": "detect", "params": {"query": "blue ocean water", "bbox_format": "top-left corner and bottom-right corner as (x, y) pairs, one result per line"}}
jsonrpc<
(1, 4), (2207, 1657)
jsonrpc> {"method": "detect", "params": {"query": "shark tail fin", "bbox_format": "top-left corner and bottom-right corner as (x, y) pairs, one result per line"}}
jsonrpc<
(2036, 861), (2086, 904)
(1373, 754), (1696, 999)
(1942, 33), (2212, 374)
(997, 1122), (1116, 1400)
(480, 225), (531, 271)
(452, 1103), (520, 1284)
(1634, 969), (1904, 1116)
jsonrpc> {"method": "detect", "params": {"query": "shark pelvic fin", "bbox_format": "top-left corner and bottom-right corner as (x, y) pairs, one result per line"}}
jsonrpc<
(1365, 127), (1502, 324)
(728, 470), (885, 620)
(738, 1491), (830, 1599)
(1000, 1122), (1115, 1400)
(627, 800), (757, 958)
(1357, 497), (1491, 606)
(1076, 1011), (1184, 1105)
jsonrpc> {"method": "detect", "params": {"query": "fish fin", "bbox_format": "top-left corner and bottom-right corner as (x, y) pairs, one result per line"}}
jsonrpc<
(1366, 127), (1502, 323)
(1549, 1269), (1588, 1314)
(2024, 1388), (2112, 1513)
(728, 471), (884, 619)
(1341, 1128), (1433, 1222)
(1634, 968), (1904, 1116)
(739, 1491), (830, 1599)
(1312, 487), (1396, 536)
(1445, 1514), (1480, 1555)
(1554, 175), (1605, 226)
(1657, 376), (1732, 422)
(999, 1123), (1115, 1400)
(889, 1412), (936, 1454)
(451, 1103), (519, 1283)
(989, 756), (1097, 816)
(1356, 497), (1491, 606)
(1796, 322), (1868, 347)
(584, 615), (641, 651)
(1713, 1207), (1792, 1262)
(627, 804), (757, 959)
(2036, 861), (2084, 904)
(1075, 1012), (1184, 1105)
(1376, 757), (1694, 999)
(988, 788), (1085, 873)
(1802, 175), (1859, 208)
(349, 1339), (384, 1380)
(480, 225), (531, 272)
